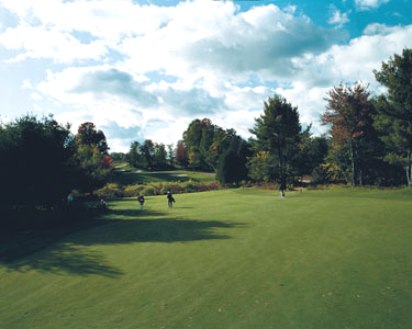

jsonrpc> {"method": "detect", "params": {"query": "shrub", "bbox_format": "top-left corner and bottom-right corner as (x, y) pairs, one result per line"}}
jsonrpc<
(94, 183), (123, 199)
(123, 184), (145, 197)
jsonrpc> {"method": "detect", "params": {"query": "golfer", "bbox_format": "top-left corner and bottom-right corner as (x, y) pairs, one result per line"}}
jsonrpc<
(137, 194), (145, 210)
(166, 190), (175, 208)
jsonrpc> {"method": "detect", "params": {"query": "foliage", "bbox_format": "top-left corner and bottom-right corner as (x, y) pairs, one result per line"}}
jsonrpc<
(76, 122), (109, 154)
(247, 151), (272, 182)
(249, 95), (302, 185)
(374, 48), (412, 186)
(74, 122), (113, 193)
(94, 183), (123, 199)
(322, 83), (377, 186)
(127, 139), (171, 170)
(175, 140), (189, 167)
(181, 118), (245, 172)
(216, 135), (250, 185)
(0, 115), (78, 210)
(294, 129), (329, 181)
(96, 180), (222, 199)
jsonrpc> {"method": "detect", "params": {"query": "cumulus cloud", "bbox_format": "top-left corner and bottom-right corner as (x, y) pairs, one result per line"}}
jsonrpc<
(355, 0), (390, 11)
(0, 0), (411, 151)
(275, 23), (412, 131)
(0, 24), (108, 63)
(73, 69), (158, 107)
(328, 8), (350, 27)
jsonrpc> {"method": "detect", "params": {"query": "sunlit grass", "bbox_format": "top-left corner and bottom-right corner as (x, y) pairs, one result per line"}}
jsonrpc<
(1, 188), (411, 329)
(111, 161), (216, 185)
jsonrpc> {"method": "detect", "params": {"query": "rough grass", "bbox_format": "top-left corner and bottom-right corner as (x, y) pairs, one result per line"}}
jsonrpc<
(1, 188), (411, 329)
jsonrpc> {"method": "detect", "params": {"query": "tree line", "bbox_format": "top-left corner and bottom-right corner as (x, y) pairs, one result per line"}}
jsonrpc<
(125, 48), (411, 188)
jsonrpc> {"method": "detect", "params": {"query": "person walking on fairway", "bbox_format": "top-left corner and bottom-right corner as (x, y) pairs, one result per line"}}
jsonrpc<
(137, 194), (145, 210)
(166, 190), (175, 208)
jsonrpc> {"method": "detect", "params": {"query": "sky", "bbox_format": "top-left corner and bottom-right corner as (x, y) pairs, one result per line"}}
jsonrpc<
(0, 0), (411, 152)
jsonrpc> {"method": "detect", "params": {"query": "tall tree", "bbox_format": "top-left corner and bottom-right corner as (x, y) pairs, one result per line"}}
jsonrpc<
(374, 48), (412, 186)
(216, 134), (250, 185)
(75, 122), (112, 193)
(183, 119), (204, 170)
(322, 83), (374, 186)
(0, 115), (78, 210)
(182, 118), (226, 171)
(141, 139), (155, 170)
(249, 95), (301, 185)
(294, 129), (329, 182)
(175, 140), (188, 168)
(76, 122), (109, 154)
(153, 143), (168, 170)
(127, 141), (142, 168)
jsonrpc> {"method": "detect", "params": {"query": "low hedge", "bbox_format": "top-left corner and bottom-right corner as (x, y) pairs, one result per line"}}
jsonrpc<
(95, 180), (222, 199)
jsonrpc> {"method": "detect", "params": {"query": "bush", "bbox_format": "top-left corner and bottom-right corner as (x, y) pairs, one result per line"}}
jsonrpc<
(123, 184), (145, 197)
(94, 180), (222, 198)
(94, 183), (122, 199)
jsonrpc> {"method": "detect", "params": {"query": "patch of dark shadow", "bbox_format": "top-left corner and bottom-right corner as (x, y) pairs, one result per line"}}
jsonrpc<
(4, 245), (123, 278)
(1, 209), (244, 275)
(72, 218), (244, 245)
(107, 208), (165, 219)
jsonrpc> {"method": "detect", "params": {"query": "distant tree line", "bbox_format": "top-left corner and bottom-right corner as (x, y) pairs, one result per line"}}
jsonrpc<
(127, 139), (173, 171)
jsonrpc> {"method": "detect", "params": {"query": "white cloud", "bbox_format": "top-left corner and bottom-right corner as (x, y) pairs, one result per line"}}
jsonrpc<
(328, 9), (350, 27)
(355, 0), (390, 11)
(275, 24), (412, 132)
(0, 24), (108, 63)
(292, 24), (412, 85)
(1, 0), (411, 151)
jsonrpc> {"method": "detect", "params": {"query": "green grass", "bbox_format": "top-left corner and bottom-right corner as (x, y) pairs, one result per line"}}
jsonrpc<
(1, 188), (412, 328)
(111, 164), (216, 186)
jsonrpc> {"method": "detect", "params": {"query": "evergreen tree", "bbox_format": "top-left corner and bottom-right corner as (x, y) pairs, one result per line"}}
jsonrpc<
(374, 48), (412, 186)
(127, 141), (142, 168)
(249, 95), (301, 185)
(216, 135), (250, 185)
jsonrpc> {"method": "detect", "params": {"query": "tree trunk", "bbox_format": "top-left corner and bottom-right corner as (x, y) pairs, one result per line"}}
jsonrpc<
(349, 139), (356, 186)
(359, 169), (363, 186)
(406, 151), (412, 187)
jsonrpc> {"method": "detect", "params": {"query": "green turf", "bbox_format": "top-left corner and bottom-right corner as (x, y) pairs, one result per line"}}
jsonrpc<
(111, 168), (216, 185)
(1, 188), (411, 328)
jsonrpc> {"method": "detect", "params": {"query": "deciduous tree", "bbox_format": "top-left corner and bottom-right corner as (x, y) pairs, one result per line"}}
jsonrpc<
(322, 83), (374, 186)
(0, 115), (78, 210)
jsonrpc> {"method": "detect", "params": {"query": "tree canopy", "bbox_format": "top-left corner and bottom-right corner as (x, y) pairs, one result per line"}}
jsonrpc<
(374, 48), (412, 186)
(322, 83), (375, 186)
(0, 115), (78, 209)
(249, 95), (302, 185)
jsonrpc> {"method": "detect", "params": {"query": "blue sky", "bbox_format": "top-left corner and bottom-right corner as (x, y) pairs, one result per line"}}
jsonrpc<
(0, 0), (411, 151)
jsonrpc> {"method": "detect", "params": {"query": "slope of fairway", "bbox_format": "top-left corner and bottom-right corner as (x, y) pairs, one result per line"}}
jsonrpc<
(111, 162), (216, 185)
(1, 188), (411, 329)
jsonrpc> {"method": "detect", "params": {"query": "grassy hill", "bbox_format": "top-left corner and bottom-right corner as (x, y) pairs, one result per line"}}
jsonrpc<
(1, 188), (411, 328)
(111, 162), (216, 185)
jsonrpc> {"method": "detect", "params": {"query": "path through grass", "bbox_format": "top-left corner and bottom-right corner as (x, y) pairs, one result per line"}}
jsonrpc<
(1, 188), (411, 328)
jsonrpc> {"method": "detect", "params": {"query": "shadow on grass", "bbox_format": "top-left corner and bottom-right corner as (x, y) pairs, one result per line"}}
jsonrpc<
(4, 245), (124, 277)
(1, 208), (243, 277)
